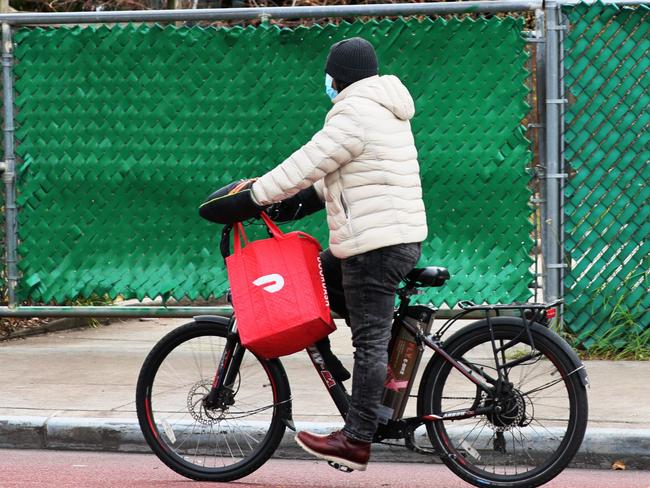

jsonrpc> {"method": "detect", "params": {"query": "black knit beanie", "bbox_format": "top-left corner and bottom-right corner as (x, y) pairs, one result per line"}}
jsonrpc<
(325, 37), (378, 88)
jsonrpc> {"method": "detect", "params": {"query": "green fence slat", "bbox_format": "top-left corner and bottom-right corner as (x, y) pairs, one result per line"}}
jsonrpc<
(13, 18), (532, 308)
(563, 2), (649, 346)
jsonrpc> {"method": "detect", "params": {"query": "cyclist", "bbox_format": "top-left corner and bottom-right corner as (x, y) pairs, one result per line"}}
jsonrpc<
(248, 37), (428, 471)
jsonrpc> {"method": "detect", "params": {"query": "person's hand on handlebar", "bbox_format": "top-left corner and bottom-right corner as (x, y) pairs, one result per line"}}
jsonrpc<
(198, 178), (268, 225)
(264, 186), (325, 223)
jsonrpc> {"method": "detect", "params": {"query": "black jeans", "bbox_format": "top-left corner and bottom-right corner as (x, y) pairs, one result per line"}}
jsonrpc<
(320, 242), (421, 442)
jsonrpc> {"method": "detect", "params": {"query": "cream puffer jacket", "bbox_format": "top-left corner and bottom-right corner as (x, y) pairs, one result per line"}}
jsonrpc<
(252, 74), (428, 259)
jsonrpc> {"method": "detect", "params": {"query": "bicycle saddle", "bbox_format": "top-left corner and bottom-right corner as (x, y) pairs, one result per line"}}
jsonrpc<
(405, 266), (450, 287)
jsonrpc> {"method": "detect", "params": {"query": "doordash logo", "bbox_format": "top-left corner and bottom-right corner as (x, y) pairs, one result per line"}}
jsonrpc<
(253, 274), (285, 293)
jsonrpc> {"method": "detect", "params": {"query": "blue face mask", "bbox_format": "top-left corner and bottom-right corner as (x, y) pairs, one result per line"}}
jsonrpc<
(325, 74), (338, 101)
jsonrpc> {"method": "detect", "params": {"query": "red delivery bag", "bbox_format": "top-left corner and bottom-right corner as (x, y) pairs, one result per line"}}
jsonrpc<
(226, 213), (335, 359)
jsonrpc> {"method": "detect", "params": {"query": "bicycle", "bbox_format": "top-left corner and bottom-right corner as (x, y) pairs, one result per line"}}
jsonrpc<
(136, 262), (589, 488)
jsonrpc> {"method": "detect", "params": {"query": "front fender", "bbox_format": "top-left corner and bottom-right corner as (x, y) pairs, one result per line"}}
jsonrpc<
(193, 314), (231, 326)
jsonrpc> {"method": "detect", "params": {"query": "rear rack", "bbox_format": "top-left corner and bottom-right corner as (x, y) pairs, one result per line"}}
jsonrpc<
(457, 298), (563, 312)
(434, 299), (563, 340)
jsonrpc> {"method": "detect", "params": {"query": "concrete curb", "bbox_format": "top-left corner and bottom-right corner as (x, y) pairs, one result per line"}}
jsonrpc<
(1, 416), (649, 469)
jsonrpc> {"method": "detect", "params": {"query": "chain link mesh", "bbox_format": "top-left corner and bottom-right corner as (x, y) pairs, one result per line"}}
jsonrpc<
(562, 2), (649, 344)
(11, 18), (532, 306)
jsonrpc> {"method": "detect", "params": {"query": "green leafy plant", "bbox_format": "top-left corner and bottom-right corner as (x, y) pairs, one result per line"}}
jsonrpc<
(575, 322), (649, 361)
(568, 295), (647, 360)
(563, 270), (648, 360)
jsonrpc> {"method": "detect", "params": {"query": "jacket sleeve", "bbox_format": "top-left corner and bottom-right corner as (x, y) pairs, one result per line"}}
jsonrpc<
(251, 104), (364, 205)
(313, 179), (325, 201)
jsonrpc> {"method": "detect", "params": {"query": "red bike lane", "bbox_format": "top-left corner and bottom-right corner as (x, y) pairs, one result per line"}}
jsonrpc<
(2, 450), (650, 488)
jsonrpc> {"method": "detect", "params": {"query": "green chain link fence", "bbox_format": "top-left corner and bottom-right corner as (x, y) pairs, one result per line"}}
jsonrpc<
(562, 2), (649, 345)
(11, 16), (532, 307)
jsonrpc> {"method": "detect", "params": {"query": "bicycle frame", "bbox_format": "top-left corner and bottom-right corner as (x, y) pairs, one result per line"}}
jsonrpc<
(208, 284), (563, 443)
(303, 293), (564, 441)
(304, 317), (490, 442)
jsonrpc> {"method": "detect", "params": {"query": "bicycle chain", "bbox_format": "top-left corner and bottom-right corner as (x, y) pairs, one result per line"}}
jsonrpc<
(442, 393), (525, 432)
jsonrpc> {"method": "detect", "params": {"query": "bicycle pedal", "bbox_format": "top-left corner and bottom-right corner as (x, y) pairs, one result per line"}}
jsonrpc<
(327, 461), (354, 473)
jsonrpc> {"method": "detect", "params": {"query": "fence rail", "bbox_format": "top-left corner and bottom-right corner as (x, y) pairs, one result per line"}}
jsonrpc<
(0, 1), (541, 24)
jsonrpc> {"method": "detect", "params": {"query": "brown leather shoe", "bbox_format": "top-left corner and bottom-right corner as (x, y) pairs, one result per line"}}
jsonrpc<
(295, 430), (370, 471)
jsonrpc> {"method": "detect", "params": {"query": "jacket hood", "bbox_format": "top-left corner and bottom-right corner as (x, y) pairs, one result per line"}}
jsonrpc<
(335, 75), (415, 121)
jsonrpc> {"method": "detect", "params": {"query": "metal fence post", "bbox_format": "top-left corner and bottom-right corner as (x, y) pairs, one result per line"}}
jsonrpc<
(542, 0), (567, 305)
(533, 7), (546, 304)
(558, 6), (568, 315)
(1, 22), (18, 307)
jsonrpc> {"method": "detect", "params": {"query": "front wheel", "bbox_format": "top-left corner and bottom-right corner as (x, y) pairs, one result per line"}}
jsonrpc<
(418, 318), (588, 488)
(135, 320), (289, 482)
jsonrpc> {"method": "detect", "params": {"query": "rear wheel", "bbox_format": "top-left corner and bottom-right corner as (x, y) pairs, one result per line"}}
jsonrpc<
(419, 318), (588, 488)
(136, 320), (288, 481)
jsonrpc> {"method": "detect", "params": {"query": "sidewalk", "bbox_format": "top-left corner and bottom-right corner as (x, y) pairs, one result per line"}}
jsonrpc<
(1, 318), (649, 469)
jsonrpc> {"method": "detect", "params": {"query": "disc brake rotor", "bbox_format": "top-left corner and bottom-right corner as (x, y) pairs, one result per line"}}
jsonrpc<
(187, 379), (227, 424)
(487, 390), (526, 432)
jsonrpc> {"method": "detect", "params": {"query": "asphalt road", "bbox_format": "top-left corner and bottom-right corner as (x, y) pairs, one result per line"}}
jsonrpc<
(2, 450), (650, 488)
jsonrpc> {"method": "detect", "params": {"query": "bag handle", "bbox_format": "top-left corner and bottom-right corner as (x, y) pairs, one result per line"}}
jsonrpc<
(233, 212), (322, 253)
(232, 222), (250, 254)
(233, 213), (282, 254)
(261, 213), (322, 250)
(259, 212), (284, 238)
(291, 231), (322, 251)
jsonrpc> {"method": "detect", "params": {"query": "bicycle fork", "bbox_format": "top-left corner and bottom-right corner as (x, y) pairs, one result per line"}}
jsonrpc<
(203, 318), (245, 410)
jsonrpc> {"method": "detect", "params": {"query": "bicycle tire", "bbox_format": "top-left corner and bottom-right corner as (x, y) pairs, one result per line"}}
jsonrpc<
(418, 317), (588, 488)
(135, 320), (290, 482)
